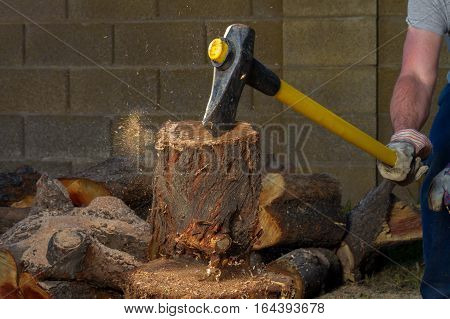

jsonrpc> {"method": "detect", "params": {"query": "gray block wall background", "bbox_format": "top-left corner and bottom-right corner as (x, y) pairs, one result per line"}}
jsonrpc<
(0, 0), (440, 204)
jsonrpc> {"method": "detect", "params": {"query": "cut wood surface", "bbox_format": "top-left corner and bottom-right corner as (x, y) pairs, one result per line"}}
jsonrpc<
(374, 198), (422, 245)
(0, 250), (50, 299)
(267, 248), (341, 298)
(123, 257), (296, 299)
(148, 121), (261, 261)
(254, 173), (345, 250)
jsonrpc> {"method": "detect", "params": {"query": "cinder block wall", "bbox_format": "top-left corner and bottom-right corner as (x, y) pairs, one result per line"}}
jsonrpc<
(0, 0), (438, 205)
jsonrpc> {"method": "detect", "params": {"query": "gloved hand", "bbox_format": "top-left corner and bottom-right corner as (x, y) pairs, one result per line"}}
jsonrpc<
(428, 164), (450, 212)
(377, 129), (432, 185)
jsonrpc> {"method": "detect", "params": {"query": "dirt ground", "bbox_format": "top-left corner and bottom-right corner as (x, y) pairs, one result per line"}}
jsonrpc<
(322, 242), (424, 299)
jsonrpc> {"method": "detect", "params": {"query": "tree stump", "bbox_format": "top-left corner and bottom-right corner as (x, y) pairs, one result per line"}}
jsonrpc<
(148, 121), (262, 262)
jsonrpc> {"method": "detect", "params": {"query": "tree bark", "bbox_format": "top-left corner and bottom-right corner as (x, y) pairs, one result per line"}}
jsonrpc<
(148, 121), (262, 262)
(267, 248), (341, 298)
(335, 180), (423, 282)
(254, 173), (345, 250)
(0, 175), (151, 291)
(0, 207), (29, 235)
(0, 158), (153, 219)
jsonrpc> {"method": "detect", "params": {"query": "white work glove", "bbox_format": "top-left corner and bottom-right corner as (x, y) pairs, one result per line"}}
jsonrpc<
(428, 164), (450, 212)
(377, 129), (432, 186)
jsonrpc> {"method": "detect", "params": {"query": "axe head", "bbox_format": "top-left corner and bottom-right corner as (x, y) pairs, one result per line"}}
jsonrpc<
(202, 24), (255, 135)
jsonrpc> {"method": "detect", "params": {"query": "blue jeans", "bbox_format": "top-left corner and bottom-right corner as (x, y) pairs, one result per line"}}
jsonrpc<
(420, 84), (450, 298)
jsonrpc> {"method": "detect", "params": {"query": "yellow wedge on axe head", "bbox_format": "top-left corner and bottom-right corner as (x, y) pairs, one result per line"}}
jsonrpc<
(203, 24), (397, 167)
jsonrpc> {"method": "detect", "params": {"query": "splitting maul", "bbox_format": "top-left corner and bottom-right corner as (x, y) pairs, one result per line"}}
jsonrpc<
(202, 24), (397, 167)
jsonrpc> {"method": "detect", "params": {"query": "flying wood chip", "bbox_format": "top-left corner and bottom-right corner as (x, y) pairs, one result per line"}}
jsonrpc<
(0, 250), (51, 299)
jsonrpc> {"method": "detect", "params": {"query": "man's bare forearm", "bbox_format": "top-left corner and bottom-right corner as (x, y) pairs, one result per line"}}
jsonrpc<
(390, 74), (434, 132)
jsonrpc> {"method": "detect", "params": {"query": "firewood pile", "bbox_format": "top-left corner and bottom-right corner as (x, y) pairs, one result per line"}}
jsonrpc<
(0, 121), (422, 299)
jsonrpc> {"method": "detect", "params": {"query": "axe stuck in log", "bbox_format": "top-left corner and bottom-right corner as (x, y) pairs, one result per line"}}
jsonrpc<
(202, 24), (397, 167)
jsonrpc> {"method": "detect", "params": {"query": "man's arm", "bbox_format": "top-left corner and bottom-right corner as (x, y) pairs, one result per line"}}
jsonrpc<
(390, 26), (442, 132)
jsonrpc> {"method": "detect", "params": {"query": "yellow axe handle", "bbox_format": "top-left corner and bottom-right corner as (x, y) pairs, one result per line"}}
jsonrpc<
(275, 80), (397, 167)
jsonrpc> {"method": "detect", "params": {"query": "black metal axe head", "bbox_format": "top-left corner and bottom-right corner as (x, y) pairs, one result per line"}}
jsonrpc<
(202, 24), (255, 135)
(202, 24), (281, 135)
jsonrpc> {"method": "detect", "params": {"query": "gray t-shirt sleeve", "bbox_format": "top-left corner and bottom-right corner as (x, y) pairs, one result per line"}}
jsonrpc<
(406, 0), (448, 35)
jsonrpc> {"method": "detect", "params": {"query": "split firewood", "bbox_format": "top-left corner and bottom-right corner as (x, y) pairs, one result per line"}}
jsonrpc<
(148, 121), (261, 262)
(254, 173), (345, 250)
(336, 180), (422, 282)
(123, 257), (296, 299)
(0, 175), (151, 291)
(1, 158), (153, 219)
(0, 249), (50, 299)
(58, 179), (111, 206)
(71, 157), (153, 218)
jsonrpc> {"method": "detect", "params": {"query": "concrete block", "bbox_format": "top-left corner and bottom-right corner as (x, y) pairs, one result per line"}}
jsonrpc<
(252, 0), (282, 17)
(207, 20), (283, 66)
(378, 0), (407, 16)
(0, 116), (23, 159)
(70, 68), (158, 115)
(68, 0), (156, 20)
(311, 163), (376, 205)
(159, 0), (251, 17)
(284, 18), (376, 66)
(0, 160), (72, 175)
(284, 66), (376, 114)
(25, 116), (111, 159)
(26, 24), (112, 66)
(0, 0), (65, 22)
(0, 25), (23, 65)
(283, 0), (376, 17)
(159, 68), (251, 117)
(115, 22), (205, 66)
(0, 69), (67, 113)
(111, 114), (169, 158)
(283, 111), (377, 163)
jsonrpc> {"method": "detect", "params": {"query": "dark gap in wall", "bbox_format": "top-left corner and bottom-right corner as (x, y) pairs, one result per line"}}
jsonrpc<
(22, 24), (26, 65)
(65, 0), (69, 19)
(66, 70), (71, 113)
(111, 25), (115, 65)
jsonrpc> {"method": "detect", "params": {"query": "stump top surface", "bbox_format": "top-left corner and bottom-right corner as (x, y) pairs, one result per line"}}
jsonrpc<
(123, 257), (295, 299)
(155, 121), (258, 150)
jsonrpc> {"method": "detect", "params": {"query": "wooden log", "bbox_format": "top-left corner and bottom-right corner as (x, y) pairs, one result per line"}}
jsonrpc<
(267, 248), (341, 298)
(0, 166), (40, 207)
(253, 173), (345, 250)
(1, 158), (153, 219)
(39, 281), (122, 299)
(122, 257), (296, 299)
(0, 250), (50, 299)
(0, 175), (151, 290)
(148, 121), (262, 261)
(335, 180), (423, 282)
(72, 157), (153, 218)
(0, 207), (29, 235)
